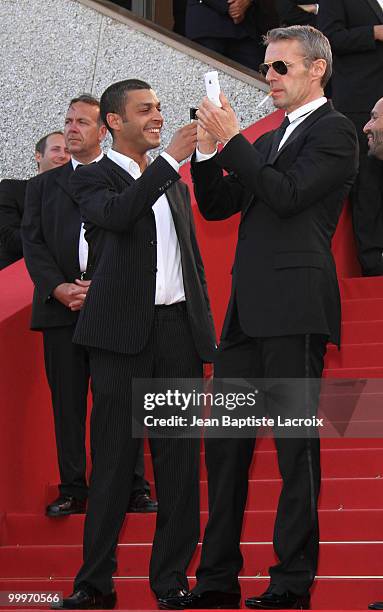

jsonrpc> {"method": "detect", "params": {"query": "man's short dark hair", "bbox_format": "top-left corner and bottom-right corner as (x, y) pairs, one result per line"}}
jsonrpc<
(68, 94), (103, 125)
(35, 130), (64, 156)
(100, 79), (152, 135)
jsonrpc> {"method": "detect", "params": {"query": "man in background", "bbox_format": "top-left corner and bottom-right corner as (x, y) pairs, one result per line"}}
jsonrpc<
(319, 0), (383, 275)
(22, 95), (156, 519)
(0, 131), (69, 270)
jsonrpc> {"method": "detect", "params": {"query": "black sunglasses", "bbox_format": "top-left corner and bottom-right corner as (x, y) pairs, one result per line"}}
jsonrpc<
(259, 57), (308, 78)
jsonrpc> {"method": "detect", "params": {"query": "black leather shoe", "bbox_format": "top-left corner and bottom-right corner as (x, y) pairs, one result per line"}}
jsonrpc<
(158, 589), (192, 609)
(128, 491), (158, 513)
(160, 590), (240, 609)
(46, 496), (87, 517)
(369, 602), (383, 610)
(51, 587), (116, 609)
(245, 591), (310, 610)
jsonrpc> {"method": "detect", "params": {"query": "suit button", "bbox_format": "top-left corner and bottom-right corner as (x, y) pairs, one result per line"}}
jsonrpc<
(152, 267), (157, 274)
(149, 240), (157, 246)
(239, 230), (246, 240)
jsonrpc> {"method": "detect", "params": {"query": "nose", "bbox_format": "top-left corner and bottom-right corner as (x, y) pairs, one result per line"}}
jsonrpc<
(154, 107), (163, 122)
(265, 66), (277, 83)
(363, 119), (372, 134)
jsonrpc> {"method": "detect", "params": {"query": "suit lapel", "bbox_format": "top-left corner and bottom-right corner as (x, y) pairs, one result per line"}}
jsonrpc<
(165, 183), (182, 234)
(102, 156), (135, 186)
(364, 0), (383, 23)
(55, 161), (75, 199)
(271, 101), (333, 164)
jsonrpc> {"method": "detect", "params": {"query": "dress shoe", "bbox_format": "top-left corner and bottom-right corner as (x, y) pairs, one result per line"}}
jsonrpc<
(128, 491), (158, 513)
(245, 590), (310, 610)
(158, 589), (192, 609)
(369, 602), (383, 609)
(46, 495), (86, 517)
(51, 587), (116, 609)
(158, 590), (240, 609)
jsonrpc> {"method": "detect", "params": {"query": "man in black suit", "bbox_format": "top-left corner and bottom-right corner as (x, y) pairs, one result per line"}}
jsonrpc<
(53, 79), (216, 610)
(185, 0), (274, 70)
(22, 96), (156, 519)
(0, 131), (69, 270)
(165, 25), (358, 610)
(319, 0), (383, 275)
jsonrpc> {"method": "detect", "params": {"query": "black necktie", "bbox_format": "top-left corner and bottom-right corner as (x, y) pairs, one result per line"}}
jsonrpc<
(268, 116), (290, 162)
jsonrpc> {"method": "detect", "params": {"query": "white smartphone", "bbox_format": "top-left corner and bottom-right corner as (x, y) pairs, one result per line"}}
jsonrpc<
(204, 71), (222, 107)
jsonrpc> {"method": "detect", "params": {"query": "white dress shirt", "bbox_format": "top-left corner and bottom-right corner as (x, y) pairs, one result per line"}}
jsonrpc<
(196, 96), (327, 161)
(71, 152), (104, 273)
(278, 97), (327, 149)
(107, 148), (186, 305)
(376, 0), (383, 13)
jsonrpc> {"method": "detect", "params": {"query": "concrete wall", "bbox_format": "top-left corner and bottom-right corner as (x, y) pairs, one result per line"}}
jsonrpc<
(0, 0), (272, 180)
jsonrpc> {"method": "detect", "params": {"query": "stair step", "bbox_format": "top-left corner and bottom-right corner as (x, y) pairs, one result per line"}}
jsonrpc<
(341, 277), (383, 300)
(0, 577), (382, 609)
(3, 509), (382, 546)
(326, 343), (383, 369)
(341, 320), (383, 344)
(342, 298), (383, 322)
(324, 366), (383, 378)
(1, 542), (383, 579)
(42, 476), (383, 513)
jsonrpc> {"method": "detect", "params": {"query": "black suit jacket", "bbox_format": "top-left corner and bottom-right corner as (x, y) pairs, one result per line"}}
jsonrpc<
(276, 0), (317, 26)
(22, 161), (83, 329)
(70, 155), (216, 362)
(185, 0), (258, 40)
(319, 0), (383, 113)
(0, 179), (27, 269)
(191, 102), (359, 347)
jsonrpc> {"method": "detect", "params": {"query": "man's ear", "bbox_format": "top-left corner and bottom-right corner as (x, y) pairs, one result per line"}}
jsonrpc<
(106, 112), (121, 133)
(312, 58), (326, 82)
(34, 151), (41, 170)
(99, 123), (108, 142)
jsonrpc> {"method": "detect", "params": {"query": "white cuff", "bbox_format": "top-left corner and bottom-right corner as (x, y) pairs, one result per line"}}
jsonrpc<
(195, 148), (218, 162)
(161, 151), (180, 172)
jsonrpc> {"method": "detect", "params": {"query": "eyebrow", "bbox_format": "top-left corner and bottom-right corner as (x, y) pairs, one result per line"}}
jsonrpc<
(136, 102), (161, 109)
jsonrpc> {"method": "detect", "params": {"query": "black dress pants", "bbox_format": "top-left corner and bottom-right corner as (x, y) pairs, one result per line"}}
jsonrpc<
(194, 305), (327, 597)
(74, 304), (203, 596)
(42, 325), (149, 500)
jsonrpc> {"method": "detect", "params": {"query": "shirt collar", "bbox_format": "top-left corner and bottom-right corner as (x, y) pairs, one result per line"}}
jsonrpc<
(71, 151), (104, 170)
(286, 97), (327, 125)
(107, 148), (153, 179)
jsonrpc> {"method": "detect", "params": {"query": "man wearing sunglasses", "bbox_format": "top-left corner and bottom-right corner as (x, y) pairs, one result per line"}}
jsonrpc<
(165, 25), (359, 611)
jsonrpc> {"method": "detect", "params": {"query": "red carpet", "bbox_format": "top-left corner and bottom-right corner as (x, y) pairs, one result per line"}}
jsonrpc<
(1, 111), (383, 609)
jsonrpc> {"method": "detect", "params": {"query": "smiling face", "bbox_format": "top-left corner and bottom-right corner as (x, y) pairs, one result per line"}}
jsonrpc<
(364, 98), (383, 160)
(264, 39), (325, 114)
(107, 88), (163, 155)
(64, 101), (105, 161)
(36, 133), (70, 173)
